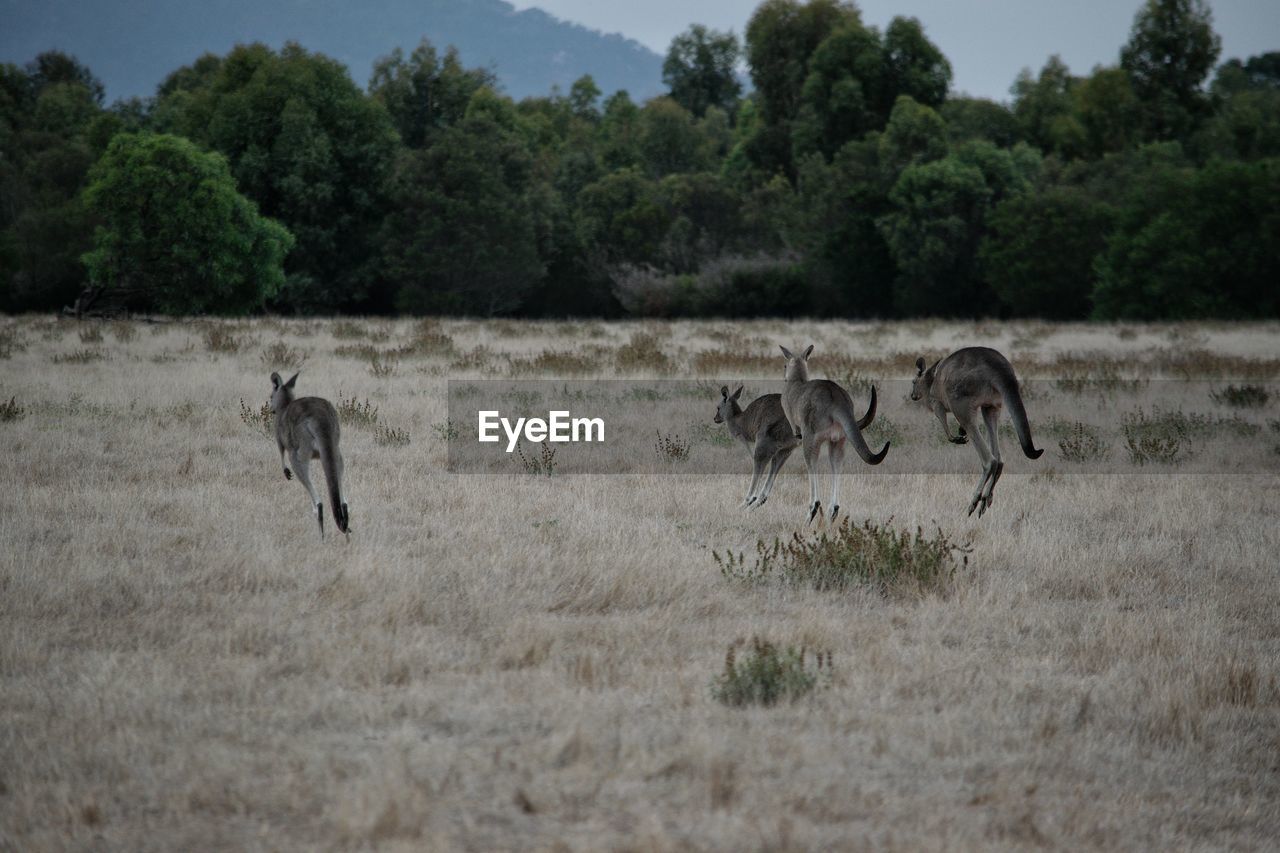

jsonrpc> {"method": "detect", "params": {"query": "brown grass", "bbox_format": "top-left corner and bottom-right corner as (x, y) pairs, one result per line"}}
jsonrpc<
(2, 316), (1278, 849)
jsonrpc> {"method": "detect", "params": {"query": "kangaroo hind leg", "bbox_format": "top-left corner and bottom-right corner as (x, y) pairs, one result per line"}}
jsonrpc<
(757, 446), (793, 507)
(955, 407), (994, 518)
(802, 434), (821, 525)
(744, 447), (769, 507)
(291, 448), (324, 540)
(827, 439), (845, 523)
(979, 406), (1004, 515)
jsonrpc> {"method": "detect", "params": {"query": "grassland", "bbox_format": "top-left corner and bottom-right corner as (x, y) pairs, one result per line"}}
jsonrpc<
(2, 315), (1279, 851)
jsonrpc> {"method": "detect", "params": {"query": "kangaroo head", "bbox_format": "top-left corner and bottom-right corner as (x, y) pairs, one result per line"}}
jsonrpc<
(910, 357), (934, 402)
(779, 345), (813, 382)
(269, 371), (299, 413)
(714, 385), (743, 424)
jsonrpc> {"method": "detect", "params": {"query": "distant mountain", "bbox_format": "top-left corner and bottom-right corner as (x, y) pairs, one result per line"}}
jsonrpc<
(0, 0), (666, 102)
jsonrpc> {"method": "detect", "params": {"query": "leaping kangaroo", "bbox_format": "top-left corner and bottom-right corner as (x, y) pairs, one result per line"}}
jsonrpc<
(269, 372), (351, 539)
(780, 345), (888, 525)
(910, 347), (1043, 517)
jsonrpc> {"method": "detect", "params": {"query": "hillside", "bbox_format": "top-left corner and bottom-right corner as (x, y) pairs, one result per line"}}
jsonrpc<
(0, 0), (666, 102)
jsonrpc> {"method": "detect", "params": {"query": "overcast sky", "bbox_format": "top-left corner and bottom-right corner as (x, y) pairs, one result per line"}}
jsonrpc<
(511, 0), (1280, 101)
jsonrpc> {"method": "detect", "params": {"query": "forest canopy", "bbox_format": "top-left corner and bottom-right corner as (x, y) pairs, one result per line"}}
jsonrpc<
(2, 0), (1278, 319)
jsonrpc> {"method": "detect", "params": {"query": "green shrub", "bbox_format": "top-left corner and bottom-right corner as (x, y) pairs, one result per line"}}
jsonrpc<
(711, 637), (832, 707)
(654, 430), (691, 462)
(516, 441), (557, 477)
(375, 423), (410, 446)
(1057, 421), (1110, 462)
(238, 398), (272, 435)
(337, 396), (379, 429)
(715, 518), (968, 597)
(0, 396), (26, 423)
(1122, 409), (1188, 465)
(1211, 384), (1270, 408)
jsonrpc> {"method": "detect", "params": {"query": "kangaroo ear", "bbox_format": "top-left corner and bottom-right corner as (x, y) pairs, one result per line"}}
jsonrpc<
(271, 372), (282, 389)
(779, 345), (793, 359)
(915, 357), (925, 376)
(802, 344), (814, 359)
(731, 385), (743, 401)
(720, 385), (729, 398)
(284, 372), (299, 389)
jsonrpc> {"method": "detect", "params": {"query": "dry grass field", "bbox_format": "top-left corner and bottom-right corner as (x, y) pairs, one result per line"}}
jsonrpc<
(2, 315), (1279, 851)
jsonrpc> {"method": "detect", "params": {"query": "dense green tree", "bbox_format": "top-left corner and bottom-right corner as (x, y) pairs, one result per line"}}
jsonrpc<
(1201, 53), (1280, 160)
(155, 42), (398, 312)
(790, 138), (896, 314)
(569, 75), (603, 120)
(663, 25), (742, 118)
(791, 21), (885, 160)
(881, 17), (951, 111)
(1074, 66), (1142, 157)
(744, 0), (859, 177)
(598, 91), (643, 171)
(380, 94), (544, 315)
(576, 168), (672, 267)
(0, 54), (101, 312)
(25, 51), (104, 105)
(981, 187), (1113, 318)
(655, 171), (744, 271)
(941, 97), (1019, 147)
(1120, 0), (1221, 141)
(638, 97), (712, 177)
(1093, 158), (1280, 318)
(1012, 56), (1084, 157)
(369, 40), (496, 149)
(878, 155), (991, 315)
(878, 140), (1037, 316)
(878, 95), (947, 173)
(80, 133), (292, 314)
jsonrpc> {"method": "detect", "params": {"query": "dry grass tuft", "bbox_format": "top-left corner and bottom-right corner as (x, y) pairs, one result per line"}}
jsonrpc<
(259, 341), (308, 370)
(203, 325), (242, 353)
(52, 348), (106, 364)
(615, 332), (672, 373)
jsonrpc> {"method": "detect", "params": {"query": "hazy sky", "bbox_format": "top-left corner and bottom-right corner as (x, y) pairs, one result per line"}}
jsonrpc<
(511, 0), (1280, 101)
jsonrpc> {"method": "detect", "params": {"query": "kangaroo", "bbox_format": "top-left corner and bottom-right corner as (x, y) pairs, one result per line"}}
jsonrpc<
(779, 345), (888, 525)
(910, 347), (1043, 517)
(714, 386), (799, 508)
(269, 372), (350, 539)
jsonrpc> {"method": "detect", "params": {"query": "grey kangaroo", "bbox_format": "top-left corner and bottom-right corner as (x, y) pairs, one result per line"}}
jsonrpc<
(269, 372), (350, 539)
(910, 347), (1043, 518)
(716, 386), (792, 508)
(780, 345), (888, 525)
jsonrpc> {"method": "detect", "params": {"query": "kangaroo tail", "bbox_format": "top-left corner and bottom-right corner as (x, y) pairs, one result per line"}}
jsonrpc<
(856, 384), (877, 430)
(318, 440), (349, 532)
(835, 397), (889, 465)
(995, 369), (1043, 459)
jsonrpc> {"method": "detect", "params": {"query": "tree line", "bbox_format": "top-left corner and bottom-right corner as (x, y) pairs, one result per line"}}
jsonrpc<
(1, 0), (1277, 319)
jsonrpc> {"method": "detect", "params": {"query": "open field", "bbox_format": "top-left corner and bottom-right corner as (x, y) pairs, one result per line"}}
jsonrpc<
(2, 315), (1279, 851)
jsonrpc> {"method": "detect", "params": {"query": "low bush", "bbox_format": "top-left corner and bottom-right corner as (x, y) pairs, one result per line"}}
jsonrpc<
(715, 518), (968, 597)
(1211, 384), (1270, 408)
(711, 637), (832, 707)
(1058, 422), (1110, 462)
